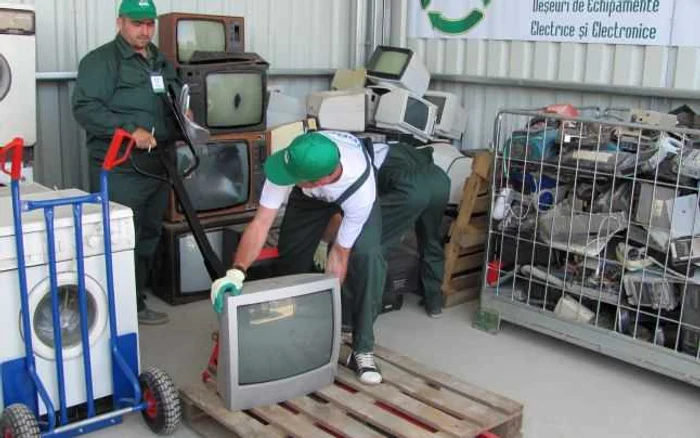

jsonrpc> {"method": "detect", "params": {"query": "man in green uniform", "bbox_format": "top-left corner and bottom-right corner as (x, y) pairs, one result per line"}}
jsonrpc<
(210, 131), (449, 384)
(72, 0), (181, 325)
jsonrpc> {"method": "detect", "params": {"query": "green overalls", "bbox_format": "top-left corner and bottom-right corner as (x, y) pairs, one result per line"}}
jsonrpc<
(72, 35), (181, 311)
(276, 141), (450, 353)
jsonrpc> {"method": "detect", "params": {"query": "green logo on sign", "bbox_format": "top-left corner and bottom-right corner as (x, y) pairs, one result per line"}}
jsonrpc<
(421, 0), (491, 35)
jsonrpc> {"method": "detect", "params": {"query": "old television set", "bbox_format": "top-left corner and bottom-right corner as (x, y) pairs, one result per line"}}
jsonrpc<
(178, 53), (269, 134)
(374, 88), (437, 142)
(307, 89), (366, 132)
(423, 91), (468, 141)
(154, 214), (282, 305)
(218, 274), (341, 411)
(165, 131), (270, 223)
(158, 12), (245, 65)
(366, 45), (431, 96)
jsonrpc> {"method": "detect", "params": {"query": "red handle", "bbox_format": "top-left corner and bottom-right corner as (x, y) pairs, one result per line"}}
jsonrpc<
(103, 128), (136, 171)
(0, 137), (25, 181)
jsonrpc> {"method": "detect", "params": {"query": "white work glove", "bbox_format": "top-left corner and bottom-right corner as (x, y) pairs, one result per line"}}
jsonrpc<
(313, 241), (329, 271)
(210, 268), (245, 314)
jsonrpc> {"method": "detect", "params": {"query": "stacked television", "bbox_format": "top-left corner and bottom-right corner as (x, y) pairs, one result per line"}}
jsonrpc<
(154, 13), (272, 304)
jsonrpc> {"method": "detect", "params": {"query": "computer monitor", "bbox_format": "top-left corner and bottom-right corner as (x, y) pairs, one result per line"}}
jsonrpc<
(423, 91), (468, 141)
(158, 13), (245, 65)
(366, 45), (431, 96)
(365, 84), (395, 127)
(374, 88), (437, 142)
(218, 274), (341, 411)
(307, 90), (366, 132)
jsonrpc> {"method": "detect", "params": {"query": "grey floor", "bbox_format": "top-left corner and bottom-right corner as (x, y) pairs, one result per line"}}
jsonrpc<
(92, 293), (700, 438)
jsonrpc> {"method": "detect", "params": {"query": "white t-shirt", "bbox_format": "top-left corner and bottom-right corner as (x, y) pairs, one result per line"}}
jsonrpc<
(259, 131), (388, 248)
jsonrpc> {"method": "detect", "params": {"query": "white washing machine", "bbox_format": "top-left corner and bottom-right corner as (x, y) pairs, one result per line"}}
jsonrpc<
(0, 4), (36, 146)
(0, 188), (138, 415)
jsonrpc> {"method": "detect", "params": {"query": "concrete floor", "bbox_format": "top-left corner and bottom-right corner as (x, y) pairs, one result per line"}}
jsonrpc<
(92, 293), (700, 438)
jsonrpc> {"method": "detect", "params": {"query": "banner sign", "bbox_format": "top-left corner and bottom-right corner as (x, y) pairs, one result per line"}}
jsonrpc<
(408, 0), (700, 47)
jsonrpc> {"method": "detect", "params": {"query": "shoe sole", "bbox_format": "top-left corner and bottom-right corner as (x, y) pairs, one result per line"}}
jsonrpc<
(138, 318), (170, 326)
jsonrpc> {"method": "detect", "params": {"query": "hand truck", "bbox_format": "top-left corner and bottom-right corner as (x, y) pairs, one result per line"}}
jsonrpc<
(0, 130), (181, 437)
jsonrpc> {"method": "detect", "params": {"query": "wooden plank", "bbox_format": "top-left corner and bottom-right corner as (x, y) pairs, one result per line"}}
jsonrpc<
(180, 384), (286, 438)
(448, 272), (482, 294)
(453, 252), (485, 273)
(286, 395), (387, 438)
(471, 151), (493, 181)
(317, 384), (452, 438)
(334, 366), (481, 438)
(373, 358), (507, 429)
(472, 194), (490, 215)
(251, 404), (335, 438)
(373, 345), (523, 416)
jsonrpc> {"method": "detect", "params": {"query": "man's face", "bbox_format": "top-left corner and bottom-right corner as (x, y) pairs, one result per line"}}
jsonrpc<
(117, 17), (155, 50)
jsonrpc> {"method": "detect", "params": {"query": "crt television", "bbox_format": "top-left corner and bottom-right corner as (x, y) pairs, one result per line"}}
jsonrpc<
(218, 273), (341, 411)
(374, 88), (437, 143)
(178, 53), (269, 134)
(423, 90), (468, 141)
(366, 45), (431, 97)
(165, 131), (270, 223)
(158, 12), (245, 65)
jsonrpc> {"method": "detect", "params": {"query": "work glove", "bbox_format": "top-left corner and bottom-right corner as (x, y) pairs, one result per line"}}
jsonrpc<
(210, 268), (245, 314)
(313, 241), (329, 271)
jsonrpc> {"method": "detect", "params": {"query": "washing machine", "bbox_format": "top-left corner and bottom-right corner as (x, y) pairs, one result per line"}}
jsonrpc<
(0, 4), (36, 146)
(0, 188), (138, 415)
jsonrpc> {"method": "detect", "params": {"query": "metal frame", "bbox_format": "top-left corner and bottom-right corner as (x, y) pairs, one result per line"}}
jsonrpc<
(482, 106), (700, 387)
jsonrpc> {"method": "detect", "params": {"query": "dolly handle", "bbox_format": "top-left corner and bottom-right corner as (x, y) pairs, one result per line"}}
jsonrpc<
(0, 137), (24, 181)
(103, 128), (136, 171)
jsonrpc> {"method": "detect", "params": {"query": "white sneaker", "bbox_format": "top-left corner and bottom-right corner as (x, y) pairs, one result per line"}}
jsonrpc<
(347, 351), (382, 385)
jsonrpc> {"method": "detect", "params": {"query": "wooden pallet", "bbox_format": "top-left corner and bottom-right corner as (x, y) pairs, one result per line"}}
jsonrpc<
(180, 343), (522, 438)
(442, 151), (493, 308)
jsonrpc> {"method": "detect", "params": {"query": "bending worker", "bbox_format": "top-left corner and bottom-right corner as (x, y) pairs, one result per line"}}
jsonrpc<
(211, 131), (449, 385)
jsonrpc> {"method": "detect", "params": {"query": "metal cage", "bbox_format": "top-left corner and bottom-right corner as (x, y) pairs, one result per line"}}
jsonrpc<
(481, 106), (700, 385)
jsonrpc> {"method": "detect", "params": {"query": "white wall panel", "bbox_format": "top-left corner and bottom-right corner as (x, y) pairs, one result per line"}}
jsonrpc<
(9, 0), (353, 188)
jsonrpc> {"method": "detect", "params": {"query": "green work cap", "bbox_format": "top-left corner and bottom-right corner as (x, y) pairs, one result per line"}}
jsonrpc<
(118, 0), (157, 20)
(264, 132), (340, 186)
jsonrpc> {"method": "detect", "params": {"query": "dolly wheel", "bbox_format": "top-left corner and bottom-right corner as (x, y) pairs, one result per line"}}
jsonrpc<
(0, 404), (40, 438)
(139, 367), (182, 435)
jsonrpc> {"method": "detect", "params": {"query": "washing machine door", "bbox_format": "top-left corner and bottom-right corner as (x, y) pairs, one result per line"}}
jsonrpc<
(0, 53), (10, 102)
(24, 272), (109, 361)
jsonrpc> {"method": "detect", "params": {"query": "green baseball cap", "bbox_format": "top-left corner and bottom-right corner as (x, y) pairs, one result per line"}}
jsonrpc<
(264, 133), (340, 186)
(118, 0), (157, 20)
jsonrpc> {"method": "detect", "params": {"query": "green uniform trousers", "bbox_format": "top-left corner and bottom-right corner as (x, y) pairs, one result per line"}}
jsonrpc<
(275, 143), (450, 353)
(88, 149), (170, 312)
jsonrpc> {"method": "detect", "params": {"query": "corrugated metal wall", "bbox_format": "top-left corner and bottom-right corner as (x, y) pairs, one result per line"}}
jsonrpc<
(389, 0), (700, 151)
(5, 0), (356, 189)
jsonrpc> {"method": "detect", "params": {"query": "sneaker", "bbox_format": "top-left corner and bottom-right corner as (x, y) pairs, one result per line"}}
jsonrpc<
(138, 307), (169, 325)
(427, 306), (443, 319)
(346, 351), (382, 385)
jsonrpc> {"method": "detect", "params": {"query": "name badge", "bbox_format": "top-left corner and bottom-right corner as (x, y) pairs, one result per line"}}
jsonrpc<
(150, 74), (165, 94)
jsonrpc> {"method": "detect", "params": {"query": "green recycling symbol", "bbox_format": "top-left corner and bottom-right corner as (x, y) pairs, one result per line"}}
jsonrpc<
(420, 0), (491, 35)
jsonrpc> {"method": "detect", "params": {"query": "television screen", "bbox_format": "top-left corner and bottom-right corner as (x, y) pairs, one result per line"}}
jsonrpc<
(368, 48), (409, 77)
(176, 141), (250, 212)
(177, 19), (226, 63)
(206, 72), (264, 128)
(237, 290), (334, 384)
(178, 227), (228, 294)
(424, 95), (447, 124)
(404, 97), (429, 131)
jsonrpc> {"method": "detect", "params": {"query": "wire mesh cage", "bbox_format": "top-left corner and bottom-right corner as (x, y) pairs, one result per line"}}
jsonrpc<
(483, 106), (700, 379)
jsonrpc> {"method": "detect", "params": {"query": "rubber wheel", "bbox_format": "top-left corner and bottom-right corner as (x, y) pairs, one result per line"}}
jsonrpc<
(0, 404), (40, 438)
(139, 367), (181, 435)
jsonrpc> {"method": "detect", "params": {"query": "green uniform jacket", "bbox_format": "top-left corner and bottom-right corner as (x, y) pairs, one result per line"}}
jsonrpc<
(72, 34), (182, 158)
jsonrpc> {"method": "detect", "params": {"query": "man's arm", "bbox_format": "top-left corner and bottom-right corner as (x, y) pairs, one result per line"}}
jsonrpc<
(71, 53), (138, 136)
(232, 205), (279, 271)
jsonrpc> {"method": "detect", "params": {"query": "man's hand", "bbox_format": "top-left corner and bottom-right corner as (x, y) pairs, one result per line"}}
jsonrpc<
(210, 268), (245, 313)
(313, 241), (329, 271)
(132, 127), (157, 150)
(185, 108), (194, 121)
(326, 244), (351, 285)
